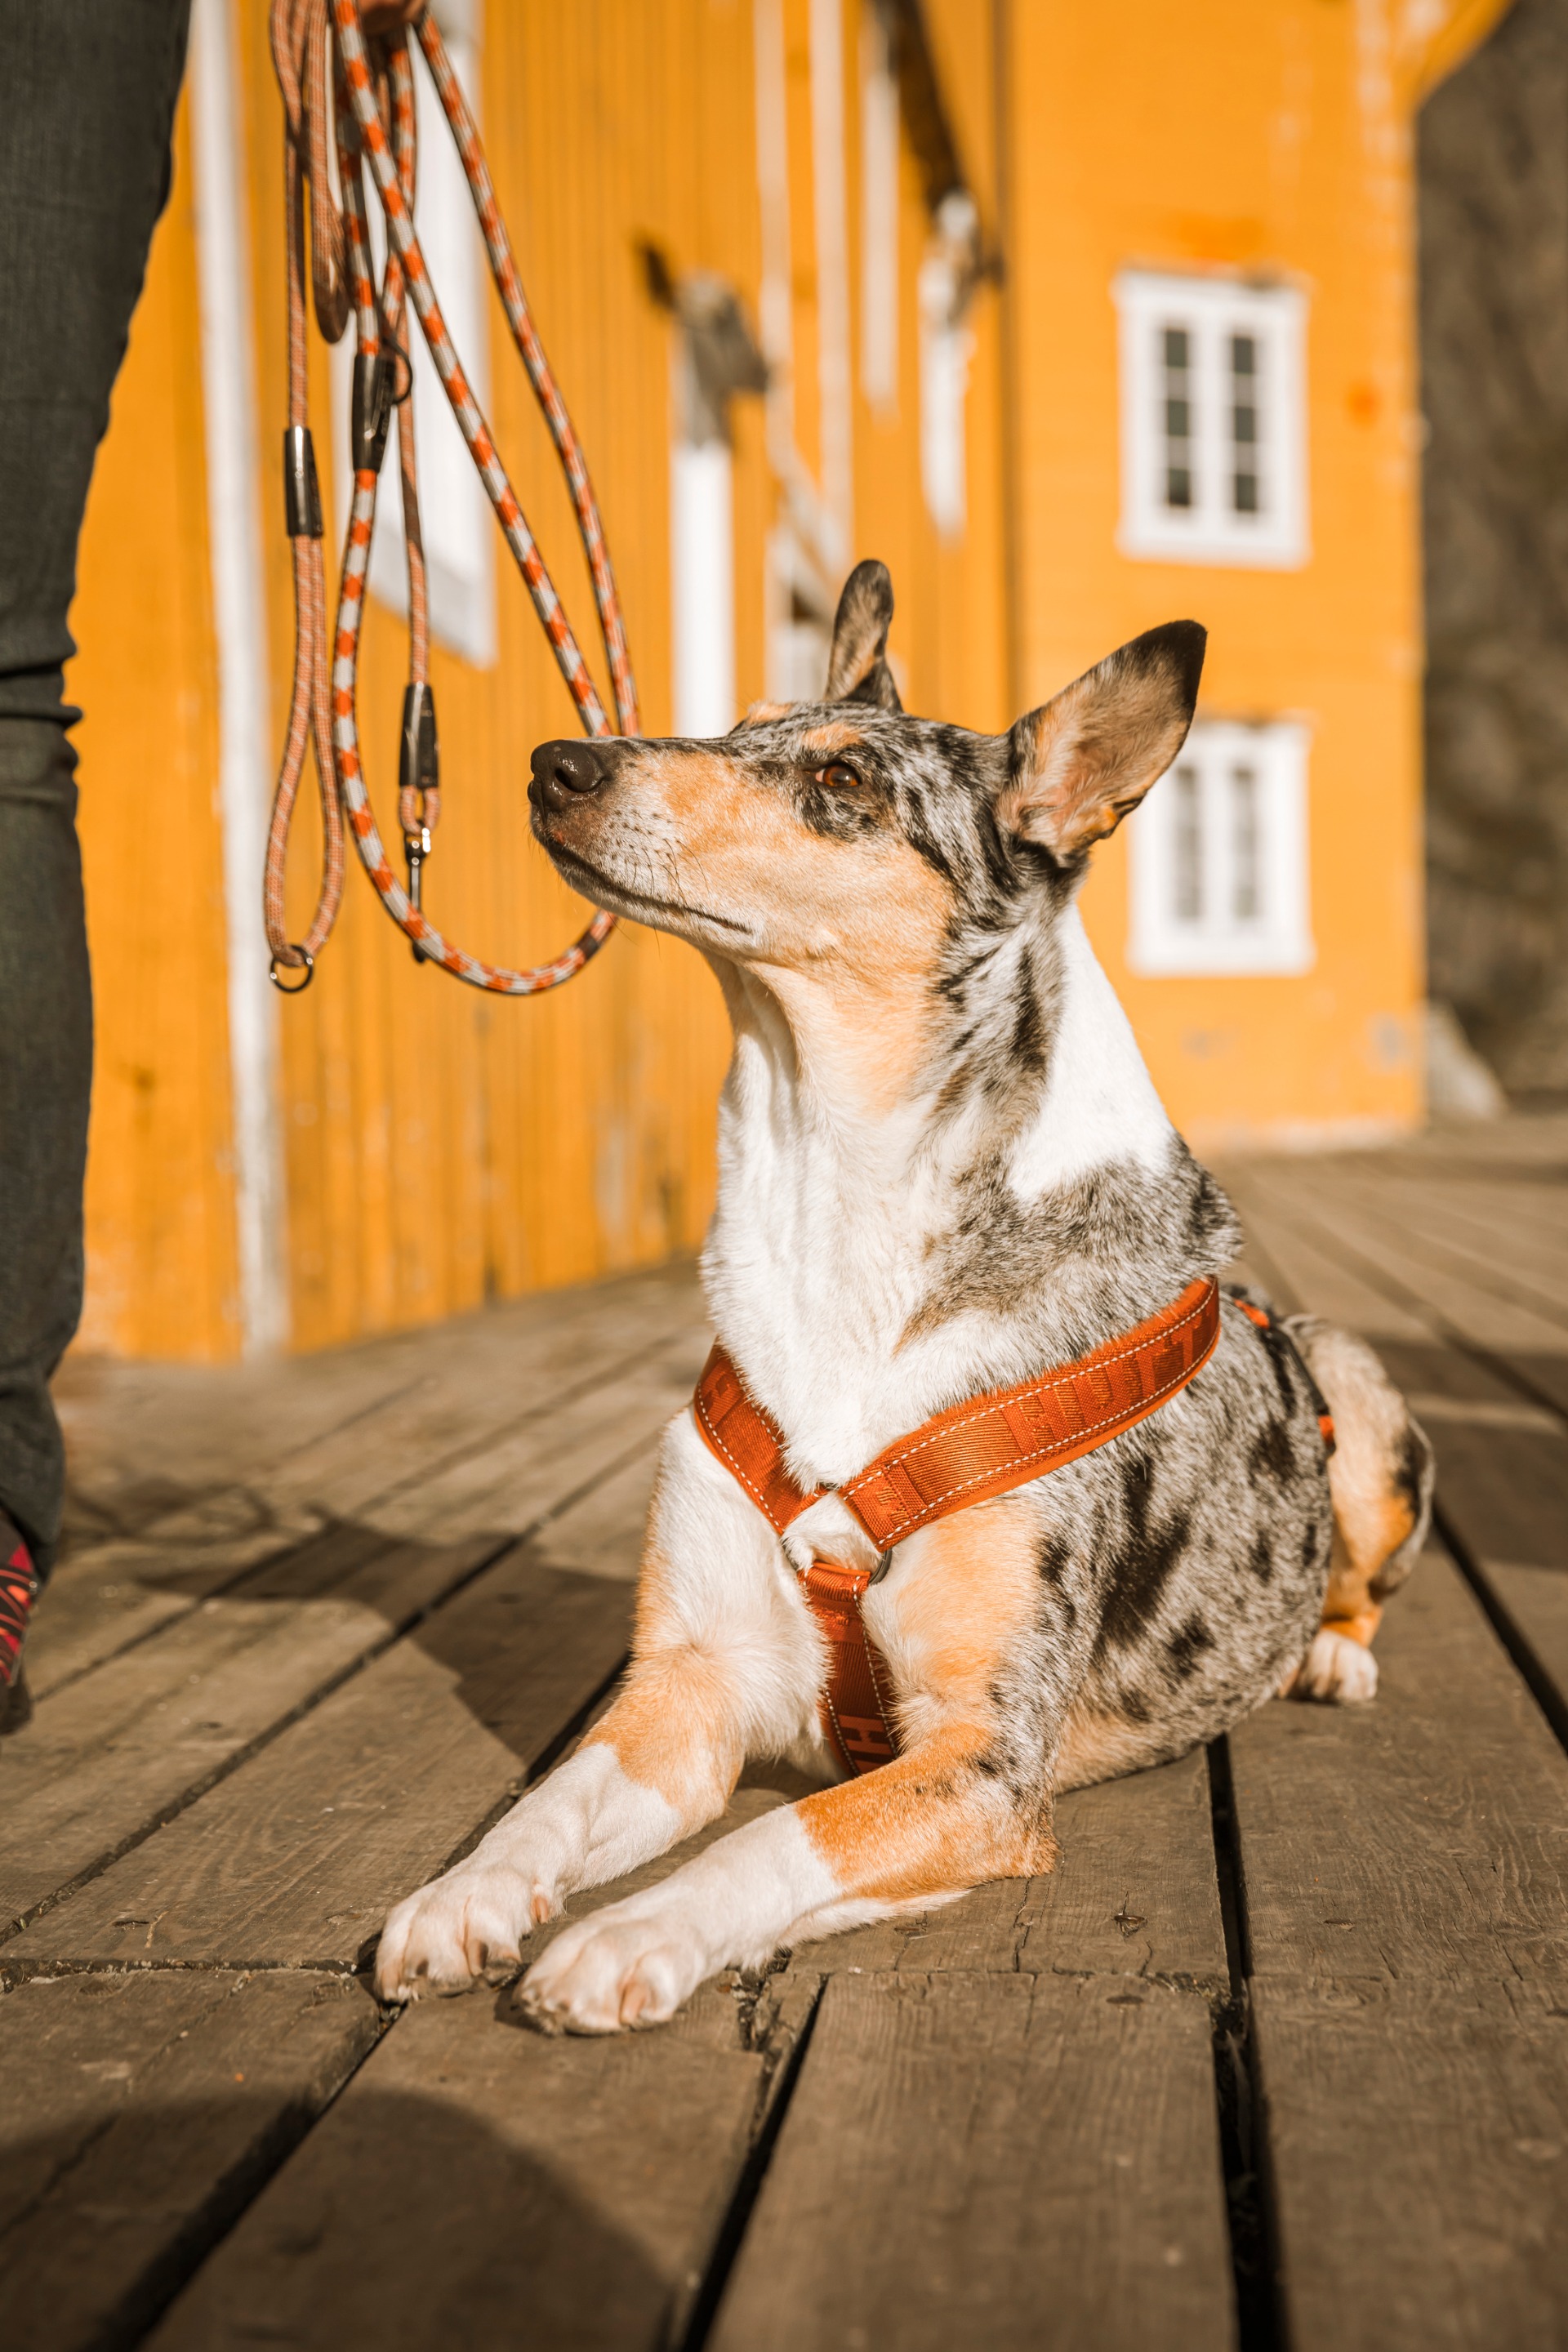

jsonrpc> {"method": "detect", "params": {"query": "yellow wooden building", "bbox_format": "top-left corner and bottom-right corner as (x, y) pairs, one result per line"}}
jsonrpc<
(69, 0), (1506, 1362)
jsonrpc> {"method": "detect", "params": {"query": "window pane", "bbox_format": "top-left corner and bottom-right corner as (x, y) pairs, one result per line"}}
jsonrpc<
(1174, 765), (1203, 921)
(1160, 321), (1195, 513)
(1229, 330), (1261, 519)
(1231, 765), (1260, 920)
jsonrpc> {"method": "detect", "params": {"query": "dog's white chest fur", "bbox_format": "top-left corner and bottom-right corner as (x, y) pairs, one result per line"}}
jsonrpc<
(702, 910), (1174, 1487)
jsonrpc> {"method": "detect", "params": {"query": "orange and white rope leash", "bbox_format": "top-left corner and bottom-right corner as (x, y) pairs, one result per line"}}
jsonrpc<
(265, 0), (637, 995)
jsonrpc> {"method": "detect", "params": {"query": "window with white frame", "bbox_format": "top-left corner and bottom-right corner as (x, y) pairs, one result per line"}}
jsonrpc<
(1127, 719), (1313, 975)
(332, 0), (493, 666)
(1115, 272), (1307, 568)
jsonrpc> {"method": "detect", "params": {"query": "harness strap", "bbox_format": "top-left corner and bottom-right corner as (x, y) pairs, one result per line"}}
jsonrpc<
(693, 1274), (1223, 1775)
(1228, 1293), (1337, 1455)
(800, 1560), (898, 1775)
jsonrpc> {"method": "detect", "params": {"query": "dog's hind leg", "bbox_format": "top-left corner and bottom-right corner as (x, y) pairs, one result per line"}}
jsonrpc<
(1281, 1317), (1433, 1704)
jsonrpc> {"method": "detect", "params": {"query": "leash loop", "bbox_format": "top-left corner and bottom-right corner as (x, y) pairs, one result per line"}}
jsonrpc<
(265, 0), (637, 994)
(265, 0), (348, 974)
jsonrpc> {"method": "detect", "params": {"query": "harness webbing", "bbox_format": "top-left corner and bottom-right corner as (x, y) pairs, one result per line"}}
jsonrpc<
(695, 1276), (1225, 1776)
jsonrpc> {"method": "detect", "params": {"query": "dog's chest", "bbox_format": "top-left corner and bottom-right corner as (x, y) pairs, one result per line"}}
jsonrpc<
(706, 1111), (1010, 1485)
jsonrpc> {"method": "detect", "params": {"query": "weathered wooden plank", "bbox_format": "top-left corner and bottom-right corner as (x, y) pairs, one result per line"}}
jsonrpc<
(35, 1269), (702, 1695)
(146, 1799), (810, 2352)
(43, 1753), (1224, 2350)
(1244, 1159), (1568, 1361)
(5, 1550), (634, 1972)
(0, 1530), (502, 1936)
(708, 1970), (1236, 2352)
(1364, 1173), (1568, 1295)
(26, 1545), (213, 1699)
(1307, 1320), (1568, 1732)
(1254, 1976), (1568, 2352)
(1480, 1565), (1568, 1730)
(1394, 1116), (1568, 1171)
(362, 1347), (696, 1546)
(56, 1265), (701, 1536)
(1218, 1165), (1430, 1340)
(794, 1745), (1227, 1988)
(5, 1321), (692, 1943)
(147, 1972), (794, 2352)
(1428, 1420), (1568, 1574)
(261, 1302), (706, 1533)
(0, 1968), (378, 2352)
(1321, 1162), (1568, 1318)
(528, 1441), (662, 1581)
(1232, 1541), (1568, 2348)
(1230, 1548), (1568, 1985)
(33, 1497), (340, 1699)
(1019, 1746), (1227, 1983)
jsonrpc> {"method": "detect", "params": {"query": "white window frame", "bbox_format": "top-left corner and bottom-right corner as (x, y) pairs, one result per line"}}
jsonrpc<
(1127, 718), (1314, 976)
(670, 437), (735, 737)
(332, 2), (494, 667)
(1115, 270), (1308, 570)
(918, 194), (977, 543)
(858, 0), (898, 412)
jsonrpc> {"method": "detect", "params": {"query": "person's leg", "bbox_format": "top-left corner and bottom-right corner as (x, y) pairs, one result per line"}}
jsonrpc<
(0, 0), (192, 1690)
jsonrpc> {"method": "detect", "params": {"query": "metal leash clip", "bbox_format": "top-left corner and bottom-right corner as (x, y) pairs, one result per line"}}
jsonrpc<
(399, 681), (439, 963)
(350, 350), (394, 479)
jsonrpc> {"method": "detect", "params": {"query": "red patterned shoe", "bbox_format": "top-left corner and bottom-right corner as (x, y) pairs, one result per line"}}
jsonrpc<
(0, 1511), (40, 1702)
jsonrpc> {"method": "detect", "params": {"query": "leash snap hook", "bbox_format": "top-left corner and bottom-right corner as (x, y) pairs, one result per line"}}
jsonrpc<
(350, 350), (394, 477)
(399, 682), (439, 964)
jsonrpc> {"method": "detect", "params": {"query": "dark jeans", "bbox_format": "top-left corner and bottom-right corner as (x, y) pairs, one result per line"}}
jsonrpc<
(0, 0), (190, 1574)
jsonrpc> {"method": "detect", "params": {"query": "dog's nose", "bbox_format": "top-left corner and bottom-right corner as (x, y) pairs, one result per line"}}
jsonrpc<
(529, 737), (618, 813)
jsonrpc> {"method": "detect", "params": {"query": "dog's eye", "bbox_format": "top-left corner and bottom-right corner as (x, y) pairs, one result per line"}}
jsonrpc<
(813, 761), (862, 789)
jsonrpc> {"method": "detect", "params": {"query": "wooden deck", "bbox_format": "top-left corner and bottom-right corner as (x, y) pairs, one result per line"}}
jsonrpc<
(6, 1116), (1568, 2352)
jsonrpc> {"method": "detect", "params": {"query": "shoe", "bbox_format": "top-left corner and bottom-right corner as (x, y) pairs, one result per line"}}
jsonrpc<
(0, 1658), (31, 1735)
(0, 1510), (40, 1722)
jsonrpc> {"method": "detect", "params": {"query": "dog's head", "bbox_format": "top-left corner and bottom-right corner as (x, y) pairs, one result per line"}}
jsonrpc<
(529, 562), (1203, 1088)
(531, 561), (1203, 969)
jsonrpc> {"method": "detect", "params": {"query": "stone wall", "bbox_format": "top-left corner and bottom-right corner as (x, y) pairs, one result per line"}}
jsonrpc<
(1419, 0), (1568, 1098)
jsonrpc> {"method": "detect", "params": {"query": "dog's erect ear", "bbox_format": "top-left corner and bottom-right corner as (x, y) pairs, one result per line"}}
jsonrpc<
(998, 621), (1206, 858)
(825, 559), (903, 710)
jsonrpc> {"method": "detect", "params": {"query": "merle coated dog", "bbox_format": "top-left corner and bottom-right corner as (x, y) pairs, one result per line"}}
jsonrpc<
(374, 560), (1431, 2030)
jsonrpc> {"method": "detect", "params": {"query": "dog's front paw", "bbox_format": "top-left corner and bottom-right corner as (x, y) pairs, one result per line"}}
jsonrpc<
(374, 1862), (559, 2002)
(513, 1898), (711, 2035)
(1291, 1627), (1379, 1705)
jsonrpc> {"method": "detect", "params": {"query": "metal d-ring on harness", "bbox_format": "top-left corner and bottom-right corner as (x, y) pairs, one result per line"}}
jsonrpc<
(264, 0), (639, 995)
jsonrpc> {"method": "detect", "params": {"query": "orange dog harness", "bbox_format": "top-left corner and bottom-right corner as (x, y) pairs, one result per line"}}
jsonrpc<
(693, 1275), (1223, 1776)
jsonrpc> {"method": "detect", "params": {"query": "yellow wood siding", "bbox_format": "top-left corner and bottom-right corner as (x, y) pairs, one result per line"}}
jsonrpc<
(66, 0), (1508, 1359)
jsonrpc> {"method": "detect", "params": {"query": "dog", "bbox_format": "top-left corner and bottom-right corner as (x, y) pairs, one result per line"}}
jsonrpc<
(373, 559), (1433, 2030)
